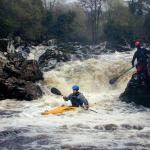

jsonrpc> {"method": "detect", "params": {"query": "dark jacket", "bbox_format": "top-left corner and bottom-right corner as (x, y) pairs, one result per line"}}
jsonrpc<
(132, 48), (150, 66)
(64, 92), (89, 107)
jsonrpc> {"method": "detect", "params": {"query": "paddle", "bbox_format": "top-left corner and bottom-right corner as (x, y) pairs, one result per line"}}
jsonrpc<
(51, 87), (63, 96)
(51, 87), (98, 113)
(109, 67), (134, 85)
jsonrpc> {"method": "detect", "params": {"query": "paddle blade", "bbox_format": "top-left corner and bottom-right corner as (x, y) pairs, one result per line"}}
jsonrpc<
(109, 77), (119, 84)
(51, 87), (62, 96)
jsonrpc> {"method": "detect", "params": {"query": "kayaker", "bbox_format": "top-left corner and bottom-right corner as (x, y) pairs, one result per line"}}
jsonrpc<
(132, 41), (150, 85)
(63, 85), (89, 110)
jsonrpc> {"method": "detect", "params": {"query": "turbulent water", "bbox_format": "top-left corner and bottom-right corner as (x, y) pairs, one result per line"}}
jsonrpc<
(0, 48), (150, 150)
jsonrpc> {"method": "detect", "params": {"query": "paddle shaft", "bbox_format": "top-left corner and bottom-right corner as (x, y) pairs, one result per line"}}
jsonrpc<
(117, 67), (133, 78)
(110, 67), (134, 84)
(89, 109), (99, 113)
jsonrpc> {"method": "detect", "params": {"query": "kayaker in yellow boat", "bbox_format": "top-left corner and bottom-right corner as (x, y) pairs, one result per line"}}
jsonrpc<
(63, 85), (89, 110)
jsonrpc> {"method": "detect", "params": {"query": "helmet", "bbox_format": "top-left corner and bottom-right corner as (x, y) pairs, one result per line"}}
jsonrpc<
(135, 41), (141, 48)
(72, 85), (79, 91)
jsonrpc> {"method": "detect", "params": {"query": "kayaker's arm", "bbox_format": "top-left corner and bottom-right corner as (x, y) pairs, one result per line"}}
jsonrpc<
(63, 94), (73, 101)
(79, 94), (89, 110)
(132, 52), (137, 67)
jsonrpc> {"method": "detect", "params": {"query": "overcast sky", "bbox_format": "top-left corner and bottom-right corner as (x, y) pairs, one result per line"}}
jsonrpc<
(46, 0), (77, 3)
(66, 0), (77, 3)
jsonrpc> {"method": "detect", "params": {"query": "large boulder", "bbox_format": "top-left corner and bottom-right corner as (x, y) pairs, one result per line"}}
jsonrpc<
(4, 60), (43, 82)
(0, 77), (42, 100)
(120, 73), (150, 108)
(0, 56), (43, 101)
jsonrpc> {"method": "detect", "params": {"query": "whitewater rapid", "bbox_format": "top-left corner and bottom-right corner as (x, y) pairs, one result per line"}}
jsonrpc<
(0, 50), (150, 150)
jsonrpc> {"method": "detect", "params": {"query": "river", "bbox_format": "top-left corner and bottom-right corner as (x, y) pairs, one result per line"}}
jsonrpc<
(0, 49), (150, 150)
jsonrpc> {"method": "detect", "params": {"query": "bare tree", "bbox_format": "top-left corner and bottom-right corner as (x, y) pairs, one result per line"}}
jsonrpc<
(79, 0), (104, 44)
(43, 0), (47, 8)
(49, 0), (56, 9)
(43, 0), (57, 10)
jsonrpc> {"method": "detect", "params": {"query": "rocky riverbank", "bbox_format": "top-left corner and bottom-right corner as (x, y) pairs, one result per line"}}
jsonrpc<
(0, 53), (43, 101)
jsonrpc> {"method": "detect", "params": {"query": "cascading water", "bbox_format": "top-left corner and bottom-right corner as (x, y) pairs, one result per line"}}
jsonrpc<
(0, 47), (150, 150)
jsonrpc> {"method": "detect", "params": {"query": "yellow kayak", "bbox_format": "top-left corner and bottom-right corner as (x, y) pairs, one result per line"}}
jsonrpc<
(41, 106), (77, 115)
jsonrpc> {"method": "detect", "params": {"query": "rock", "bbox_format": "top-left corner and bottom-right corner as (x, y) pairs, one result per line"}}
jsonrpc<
(38, 42), (132, 72)
(0, 39), (9, 52)
(14, 36), (22, 49)
(4, 61), (22, 78)
(4, 59), (43, 82)
(120, 73), (150, 108)
(106, 42), (131, 52)
(104, 124), (118, 131)
(0, 77), (42, 100)
(0, 54), (43, 101)
(0, 54), (8, 79)
(38, 48), (70, 71)
(0, 41), (44, 101)
(20, 60), (43, 82)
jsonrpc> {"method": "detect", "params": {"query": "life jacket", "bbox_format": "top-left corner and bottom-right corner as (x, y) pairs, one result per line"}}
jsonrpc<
(70, 93), (83, 107)
(136, 48), (148, 65)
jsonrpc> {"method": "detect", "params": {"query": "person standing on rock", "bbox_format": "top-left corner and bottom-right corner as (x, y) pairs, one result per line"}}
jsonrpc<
(63, 85), (89, 110)
(132, 41), (150, 85)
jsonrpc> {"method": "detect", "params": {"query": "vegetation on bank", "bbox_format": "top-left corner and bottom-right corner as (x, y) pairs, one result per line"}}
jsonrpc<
(0, 0), (150, 46)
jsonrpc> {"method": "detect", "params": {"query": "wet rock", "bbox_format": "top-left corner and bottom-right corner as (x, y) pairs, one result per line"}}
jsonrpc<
(0, 39), (9, 52)
(94, 125), (104, 130)
(38, 47), (70, 71)
(61, 144), (73, 149)
(104, 124), (118, 131)
(94, 124), (118, 131)
(121, 124), (143, 130)
(0, 54), (8, 79)
(0, 55), (43, 100)
(4, 60), (43, 82)
(20, 60), (43, 82)
(120, 73), (150, 108)
(4, 61), (22, 77)
(133, 125), (143, 130)
(37, 139), (49, 145)
(38, 42), (131, 72)
(121, 124), (133, 130)
(37, 42), (110, 71)
(0, 77), (42, 100)
(6, 52), (22, 61)
(106, 42), (131, 52)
